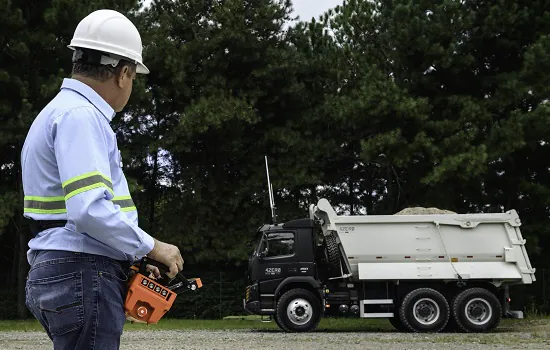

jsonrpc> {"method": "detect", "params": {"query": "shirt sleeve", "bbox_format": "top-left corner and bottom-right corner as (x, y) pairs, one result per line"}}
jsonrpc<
(52, 106), (155, 258)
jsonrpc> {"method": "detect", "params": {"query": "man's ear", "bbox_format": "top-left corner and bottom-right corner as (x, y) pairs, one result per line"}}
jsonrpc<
(116, 65), (131, 88)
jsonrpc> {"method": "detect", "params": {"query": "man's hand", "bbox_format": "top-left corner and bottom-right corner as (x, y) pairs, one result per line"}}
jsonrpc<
(146, 265), (161, 279)
(146, 239), (184, 279)
(127, 264), (160, 279)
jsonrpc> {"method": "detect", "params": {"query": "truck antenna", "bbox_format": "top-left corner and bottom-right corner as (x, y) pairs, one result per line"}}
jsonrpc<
(265, 155), (277, 224)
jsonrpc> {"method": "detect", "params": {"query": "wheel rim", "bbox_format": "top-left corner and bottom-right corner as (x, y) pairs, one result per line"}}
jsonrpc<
(465, 298), (492, 325)
(286, 298), (312, 325)
(413, 298), (440, 325)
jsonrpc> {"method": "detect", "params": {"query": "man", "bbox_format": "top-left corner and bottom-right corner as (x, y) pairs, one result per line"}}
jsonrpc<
(21, 9), (183, 349)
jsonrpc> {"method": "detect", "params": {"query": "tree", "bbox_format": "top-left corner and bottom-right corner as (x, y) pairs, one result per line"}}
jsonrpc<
(1, 0), (549, 318)
(134, 0), (341, 265)
(324, 0), (550, 310)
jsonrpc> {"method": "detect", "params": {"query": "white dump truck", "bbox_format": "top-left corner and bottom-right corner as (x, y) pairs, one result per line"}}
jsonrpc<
(243, 198), (536, 333)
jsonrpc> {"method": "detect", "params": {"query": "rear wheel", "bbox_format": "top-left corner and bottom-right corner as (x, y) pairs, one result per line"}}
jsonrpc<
(275, 288), (322, 332)
(441, 292), (459, 333)
(452, 288), (501, 333)
(399, 288), (450, 333)
(441, 313), (458, 332)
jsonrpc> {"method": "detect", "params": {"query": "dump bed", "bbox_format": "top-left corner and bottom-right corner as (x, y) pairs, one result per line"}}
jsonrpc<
(310, 199), (536, 285)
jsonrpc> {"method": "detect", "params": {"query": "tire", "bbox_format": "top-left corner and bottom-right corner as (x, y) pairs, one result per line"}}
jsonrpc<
(389, 316), (408, 332)
(324, 234), (342, 277)
(274, 311), (288, 332)
(452, 287), (501, 333)
(399, 288), (450, 333)
(275, 288), (322, 332)
(441, 314), (458, 332)
(441, 292), (459, 333)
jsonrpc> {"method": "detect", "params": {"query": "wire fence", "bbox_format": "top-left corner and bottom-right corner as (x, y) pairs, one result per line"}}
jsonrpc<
(0, 267), (548, 320)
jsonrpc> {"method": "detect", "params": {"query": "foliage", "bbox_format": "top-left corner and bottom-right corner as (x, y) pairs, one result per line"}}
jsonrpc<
(0, 0), (549, 318)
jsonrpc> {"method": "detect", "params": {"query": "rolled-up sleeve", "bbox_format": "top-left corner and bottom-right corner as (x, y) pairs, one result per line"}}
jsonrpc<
(52, 107), (155, 258)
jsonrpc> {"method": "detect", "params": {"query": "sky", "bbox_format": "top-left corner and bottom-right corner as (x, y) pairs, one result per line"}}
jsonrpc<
(287, 0), (343, 23)
(141, 0), (344, 24)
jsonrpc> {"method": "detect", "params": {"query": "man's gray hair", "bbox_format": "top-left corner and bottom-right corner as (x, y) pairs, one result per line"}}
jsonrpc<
(72, 61), (136, 82)
(71, 48), (137, 82)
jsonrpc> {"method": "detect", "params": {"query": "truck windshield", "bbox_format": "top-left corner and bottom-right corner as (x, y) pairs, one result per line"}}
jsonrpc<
(259, 231), (295, 258)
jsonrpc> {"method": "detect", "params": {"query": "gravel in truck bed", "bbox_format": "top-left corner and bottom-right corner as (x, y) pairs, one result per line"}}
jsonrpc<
(1, 328), (549, 350)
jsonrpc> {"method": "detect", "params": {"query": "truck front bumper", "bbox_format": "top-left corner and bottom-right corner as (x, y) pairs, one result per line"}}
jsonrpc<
(243, 298), (260, 314)
(243, 283), (261, 315)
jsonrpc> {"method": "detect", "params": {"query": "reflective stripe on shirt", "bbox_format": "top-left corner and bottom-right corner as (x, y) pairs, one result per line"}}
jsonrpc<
(23, 196), (67, 214)
(112, 196), (137, 212)
(62, 171), (114, 200)
(23, 195), (137, 214)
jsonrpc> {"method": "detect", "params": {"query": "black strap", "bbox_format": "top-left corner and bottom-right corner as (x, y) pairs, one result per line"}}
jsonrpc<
(28, 220), (67, 236)
(72, 48), (108, 65)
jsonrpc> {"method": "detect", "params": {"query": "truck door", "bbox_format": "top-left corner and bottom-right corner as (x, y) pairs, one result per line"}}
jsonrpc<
(248, 230), (298, 285)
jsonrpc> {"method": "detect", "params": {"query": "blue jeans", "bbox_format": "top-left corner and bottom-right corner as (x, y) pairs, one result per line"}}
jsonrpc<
(25, 250), (131, 349)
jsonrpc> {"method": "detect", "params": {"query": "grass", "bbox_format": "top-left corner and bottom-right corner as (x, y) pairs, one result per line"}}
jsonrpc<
(0, 315), (549, 333)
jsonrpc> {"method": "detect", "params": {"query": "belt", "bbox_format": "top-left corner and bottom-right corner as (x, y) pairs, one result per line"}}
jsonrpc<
(27, 219), (68, 236)
(25, 220), (133, 269)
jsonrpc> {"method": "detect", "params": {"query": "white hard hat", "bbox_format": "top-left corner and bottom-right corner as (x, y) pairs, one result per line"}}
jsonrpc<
(68, 9), (149, 74)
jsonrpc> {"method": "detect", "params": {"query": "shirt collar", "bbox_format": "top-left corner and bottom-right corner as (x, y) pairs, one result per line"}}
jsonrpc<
(60, 78), (116, 122)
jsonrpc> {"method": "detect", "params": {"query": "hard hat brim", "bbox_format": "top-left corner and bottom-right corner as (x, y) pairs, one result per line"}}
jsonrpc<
(68, 44), (149, 74)
(136, 62), (150, 74)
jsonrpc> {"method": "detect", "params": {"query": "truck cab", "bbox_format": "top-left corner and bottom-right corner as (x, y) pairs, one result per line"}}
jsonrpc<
(244, 218), (326, 331)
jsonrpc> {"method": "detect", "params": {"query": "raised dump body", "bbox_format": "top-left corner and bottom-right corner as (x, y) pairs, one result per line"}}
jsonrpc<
(311, 199), (536, 286)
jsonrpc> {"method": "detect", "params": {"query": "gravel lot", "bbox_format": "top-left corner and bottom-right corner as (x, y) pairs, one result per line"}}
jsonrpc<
(1, 327), (549, 350)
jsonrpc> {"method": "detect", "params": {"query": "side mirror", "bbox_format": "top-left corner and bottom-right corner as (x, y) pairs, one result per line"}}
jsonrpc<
(258, 248), (268, 259)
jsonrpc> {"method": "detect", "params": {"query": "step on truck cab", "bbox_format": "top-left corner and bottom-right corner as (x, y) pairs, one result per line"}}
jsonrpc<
(243, 198), (536, 333)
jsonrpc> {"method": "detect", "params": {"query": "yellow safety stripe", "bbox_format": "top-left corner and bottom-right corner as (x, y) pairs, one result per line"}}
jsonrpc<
(23, 194), (136, 213)
(24, 196), (67, 214)
(113, 196), (137, 212)
(62, 171), (114, 200)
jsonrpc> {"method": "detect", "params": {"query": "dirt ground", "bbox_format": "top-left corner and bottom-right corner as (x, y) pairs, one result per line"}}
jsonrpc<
(1, 322), (549, 350)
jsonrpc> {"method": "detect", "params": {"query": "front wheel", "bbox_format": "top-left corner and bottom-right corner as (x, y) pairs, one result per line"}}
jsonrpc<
(275, 288), (322, 332)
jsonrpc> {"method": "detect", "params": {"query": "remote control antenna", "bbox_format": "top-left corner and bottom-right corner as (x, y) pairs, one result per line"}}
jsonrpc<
(265, 156), (277, 224)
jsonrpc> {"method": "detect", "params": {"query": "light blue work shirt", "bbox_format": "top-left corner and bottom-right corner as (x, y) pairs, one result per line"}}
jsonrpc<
(21, 78), (155, 264)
